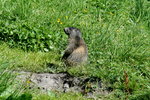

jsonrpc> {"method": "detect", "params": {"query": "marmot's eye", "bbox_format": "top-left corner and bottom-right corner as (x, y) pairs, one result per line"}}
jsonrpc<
(69, 27), (76, 31)
(69, 28), (73, 30)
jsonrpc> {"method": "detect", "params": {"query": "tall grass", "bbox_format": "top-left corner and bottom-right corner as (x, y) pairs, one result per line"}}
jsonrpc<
(0, 54), (18, 99)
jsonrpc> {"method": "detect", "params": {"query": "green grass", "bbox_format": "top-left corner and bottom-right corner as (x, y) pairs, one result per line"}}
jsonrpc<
(0, 43), (63, 72)
(0, 0), (150, 99)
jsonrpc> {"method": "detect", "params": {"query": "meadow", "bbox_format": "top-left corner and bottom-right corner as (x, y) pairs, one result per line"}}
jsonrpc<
(0, 0), (150, 99)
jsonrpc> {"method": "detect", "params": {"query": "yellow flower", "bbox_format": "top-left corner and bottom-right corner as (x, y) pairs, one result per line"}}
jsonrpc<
(57, 18), (63, 24)
(26, 80), (31, 84)
(57, 18), (61, 23)
(60, 22), (63, 24)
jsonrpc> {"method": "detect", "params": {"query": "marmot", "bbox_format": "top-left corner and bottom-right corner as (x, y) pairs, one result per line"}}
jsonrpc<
(62, 27), (88, 66)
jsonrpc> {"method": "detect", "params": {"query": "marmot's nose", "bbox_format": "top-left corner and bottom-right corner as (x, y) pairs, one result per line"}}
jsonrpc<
(64, 28), (68, 32)
(64, 27), (69, 35)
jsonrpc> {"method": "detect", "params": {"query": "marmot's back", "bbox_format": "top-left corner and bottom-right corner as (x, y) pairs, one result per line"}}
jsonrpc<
(62, 27), (88, 66)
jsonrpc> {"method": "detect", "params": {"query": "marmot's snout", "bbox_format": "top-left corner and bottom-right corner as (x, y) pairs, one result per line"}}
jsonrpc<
(64, 27), (78, 35)
(64, 27), (70, 35)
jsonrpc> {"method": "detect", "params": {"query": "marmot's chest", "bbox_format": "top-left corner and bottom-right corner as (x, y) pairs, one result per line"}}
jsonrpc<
(73, 46), (86, 54)
(67, 45), (88, 65)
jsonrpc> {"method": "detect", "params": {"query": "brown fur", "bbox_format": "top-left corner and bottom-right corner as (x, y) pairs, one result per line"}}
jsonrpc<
(62, 27), (88, 66)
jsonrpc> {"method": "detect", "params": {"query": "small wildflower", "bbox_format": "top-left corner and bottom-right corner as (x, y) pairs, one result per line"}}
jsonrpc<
(60, 22), (63, 24)
(57, 18), (61, 23)
(26, 80), (31, 84)
(57, 18), (63, 24)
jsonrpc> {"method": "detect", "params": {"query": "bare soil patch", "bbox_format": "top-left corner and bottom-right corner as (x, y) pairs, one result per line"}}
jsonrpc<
(15, 71), (111, 98)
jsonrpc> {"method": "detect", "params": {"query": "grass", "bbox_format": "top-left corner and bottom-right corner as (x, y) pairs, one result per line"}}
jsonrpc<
(0, 0), (150, 99)
(0, 43), (62, 72)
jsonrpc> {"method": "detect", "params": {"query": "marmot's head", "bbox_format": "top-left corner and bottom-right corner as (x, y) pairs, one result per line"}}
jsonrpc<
(64, 27), (82, 38)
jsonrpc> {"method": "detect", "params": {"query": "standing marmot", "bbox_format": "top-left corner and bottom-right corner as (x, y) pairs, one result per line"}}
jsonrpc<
(62, 27), (88, 66)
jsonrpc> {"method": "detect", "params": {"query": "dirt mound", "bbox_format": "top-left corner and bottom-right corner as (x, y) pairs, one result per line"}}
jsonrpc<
(15, 71), (111, 98)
